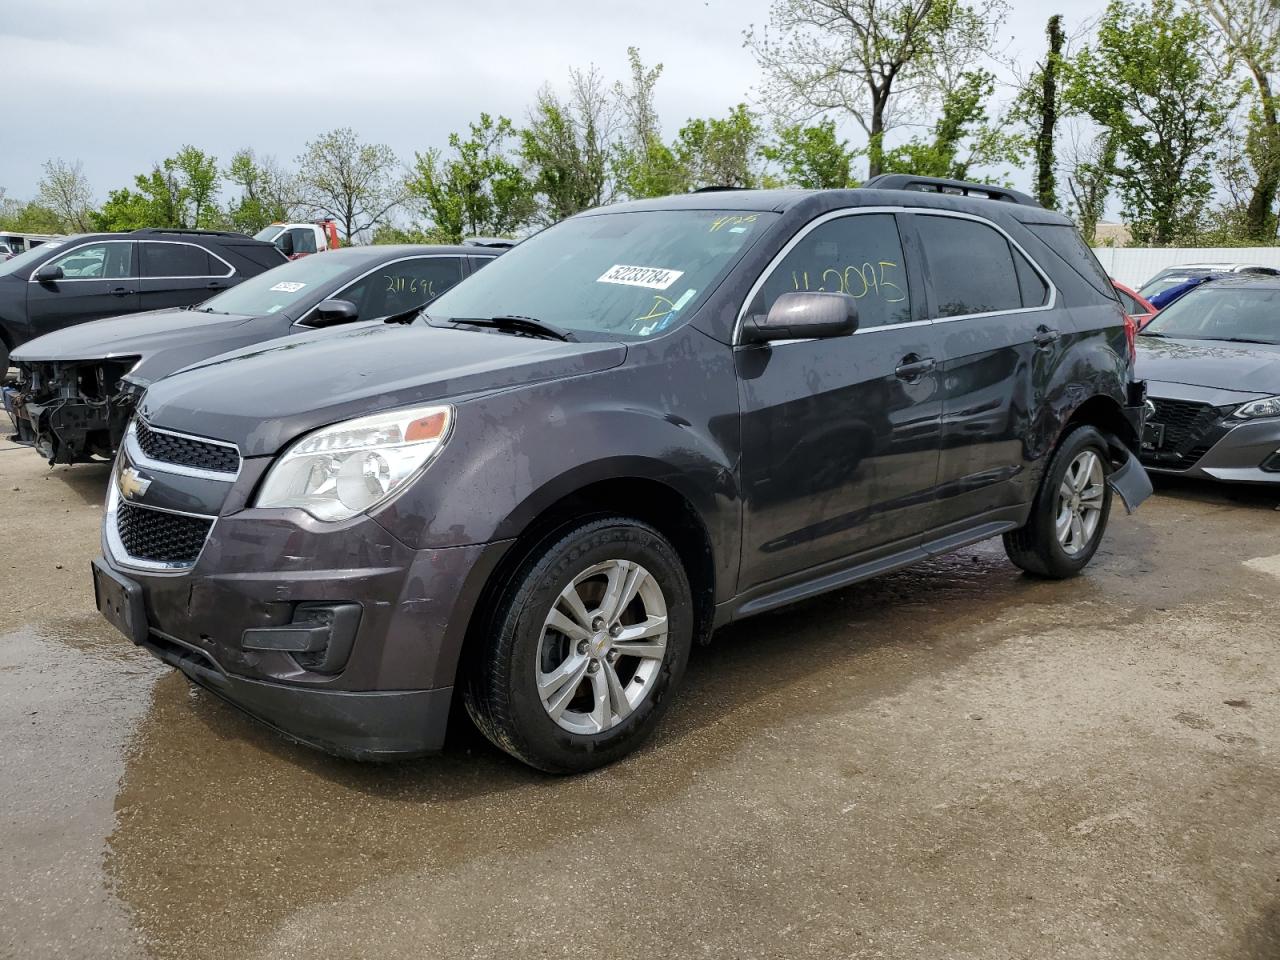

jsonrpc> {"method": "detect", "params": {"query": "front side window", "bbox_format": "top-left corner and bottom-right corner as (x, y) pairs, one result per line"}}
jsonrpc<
(918, 216), (1023, 317)
(141, 242), (220, 278)
(748, 212), (911, 329)
(50, 242), (133, 279)
(426, 209), (777, 341)
(327, 257), (464, 322)
(288, 228), (317, 256)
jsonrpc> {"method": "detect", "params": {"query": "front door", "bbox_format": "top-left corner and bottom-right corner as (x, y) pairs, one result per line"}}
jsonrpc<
(737, 211), (943, 591)
(26, 240), (138, 333)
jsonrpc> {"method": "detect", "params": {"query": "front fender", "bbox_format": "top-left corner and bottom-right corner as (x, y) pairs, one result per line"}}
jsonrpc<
(371, 330), (742, 593)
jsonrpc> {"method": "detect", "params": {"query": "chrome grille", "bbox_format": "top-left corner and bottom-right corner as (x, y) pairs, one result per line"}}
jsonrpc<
(134, 419), (239, 474)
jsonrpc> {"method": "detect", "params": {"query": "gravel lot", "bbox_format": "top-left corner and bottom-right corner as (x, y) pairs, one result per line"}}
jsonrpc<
(1, 437), (1278, 960)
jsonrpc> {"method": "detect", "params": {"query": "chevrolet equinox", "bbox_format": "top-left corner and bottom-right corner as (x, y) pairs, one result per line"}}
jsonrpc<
(92, 176), (1151, 773)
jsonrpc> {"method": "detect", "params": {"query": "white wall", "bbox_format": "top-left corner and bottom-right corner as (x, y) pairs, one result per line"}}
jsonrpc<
(1090, 247), (1280, 289)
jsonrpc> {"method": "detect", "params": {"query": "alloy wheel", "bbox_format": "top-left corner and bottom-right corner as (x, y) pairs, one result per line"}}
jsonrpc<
(1056, 449), (1105, 556)
(536, 559), (669, 735)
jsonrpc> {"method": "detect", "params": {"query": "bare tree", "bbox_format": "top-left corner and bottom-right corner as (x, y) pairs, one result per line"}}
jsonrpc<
(36, 159), (95, 232)
(296, 128), (404, 243)
(1063, 125), (1118, 244)
(744, 0), (1000, 178)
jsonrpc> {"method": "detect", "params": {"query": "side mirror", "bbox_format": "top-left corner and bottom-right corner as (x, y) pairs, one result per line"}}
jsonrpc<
(311, 299), (359, 326)
(742, 291), (859, 344)
(34, 263), (64, 283)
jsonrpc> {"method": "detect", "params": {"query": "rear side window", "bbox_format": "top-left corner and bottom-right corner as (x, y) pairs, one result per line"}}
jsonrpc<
(918, 215), (1022, 317)
(751, 212), (911, 328)
(1025, 222), (1115, 299)
(141, 242), (220, 278)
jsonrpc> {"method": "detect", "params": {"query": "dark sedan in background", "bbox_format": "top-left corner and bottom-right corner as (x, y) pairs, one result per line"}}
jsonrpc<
(0, 228), (287, 372)
(1138, 277), (1280, 484)
(5, 244), (500, 463)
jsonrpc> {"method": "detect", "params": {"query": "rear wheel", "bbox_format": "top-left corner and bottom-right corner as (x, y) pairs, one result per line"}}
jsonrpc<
(464, 516), (693, 773)
(1004, 425), (1113, 578)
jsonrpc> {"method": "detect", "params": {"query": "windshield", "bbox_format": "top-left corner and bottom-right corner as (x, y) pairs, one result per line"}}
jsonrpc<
(0, 239), (66, 278)
(253, 225), (284, 242)
(1142, 285), (1280, 344)
(199, 255), (354, 315)
(425, 209), (777, 340)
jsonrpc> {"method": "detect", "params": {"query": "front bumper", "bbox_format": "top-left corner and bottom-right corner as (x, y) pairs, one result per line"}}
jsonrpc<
(1142, 396), (1280, 485)
(97, 442), (512, 758)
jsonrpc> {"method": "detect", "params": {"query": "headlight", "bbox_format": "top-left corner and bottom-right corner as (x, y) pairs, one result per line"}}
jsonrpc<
(255, 404), (453, 521)
(1232, 396), (1280, 421)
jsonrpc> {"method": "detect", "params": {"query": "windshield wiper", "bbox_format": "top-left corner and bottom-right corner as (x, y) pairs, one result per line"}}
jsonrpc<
(1215, 336), (1277, 345)
(449, 315), (577, 342)
(1138, 331), (1167, 338)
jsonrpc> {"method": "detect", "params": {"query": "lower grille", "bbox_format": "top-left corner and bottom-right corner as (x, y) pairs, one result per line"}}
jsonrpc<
(116, 501), (213, 565)
(1263, 451), (1280, 473)
(1142, 398), (1223, 469)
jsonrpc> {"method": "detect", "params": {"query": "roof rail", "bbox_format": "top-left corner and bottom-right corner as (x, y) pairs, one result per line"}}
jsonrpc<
(692, 185), (748, 193)
(862, 174), (1042, 208)
(129, 227), (254, 239)
(462, 236), (517, 248)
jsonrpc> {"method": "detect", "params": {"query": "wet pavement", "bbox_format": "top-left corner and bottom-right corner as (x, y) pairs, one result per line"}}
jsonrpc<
(2, 437), (1278, 959)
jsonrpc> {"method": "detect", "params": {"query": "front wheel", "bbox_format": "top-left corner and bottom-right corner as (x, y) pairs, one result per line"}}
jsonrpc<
(1004, 425), (1113, 579)
(464, 516), (693, 773)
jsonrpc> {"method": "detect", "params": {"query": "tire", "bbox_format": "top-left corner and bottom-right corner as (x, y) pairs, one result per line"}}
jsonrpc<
(464, 516), (694, 774)
(1003, 424), (1113, 579)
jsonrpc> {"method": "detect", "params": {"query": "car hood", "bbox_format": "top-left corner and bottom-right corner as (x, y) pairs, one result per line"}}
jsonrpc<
(11, 308), (258, 363)
(140, 322), (628, 455)
(1136, 336), (1280, 394)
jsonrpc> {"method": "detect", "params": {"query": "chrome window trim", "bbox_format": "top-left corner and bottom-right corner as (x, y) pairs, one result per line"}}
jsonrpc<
(28, 238), (136, 282)
(138, 239), (236, 280)
(732, 206), (1059, 346)
(126, 419), (242, 481)
(293, 254), (463, 327)
(104, 483), (216, 574)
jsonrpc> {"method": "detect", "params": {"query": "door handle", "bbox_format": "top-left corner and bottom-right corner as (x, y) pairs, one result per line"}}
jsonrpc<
(895, 355), (937, 381)
(108, 287), (133, 297)
(1033, 325), (1061, 348)
(205, 281), (228, 290)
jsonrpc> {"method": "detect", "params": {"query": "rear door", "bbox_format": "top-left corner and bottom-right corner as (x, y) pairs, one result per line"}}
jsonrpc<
(736, 209), (943, 591)
(138, 240), (235, 311)
(26, 240), (139, 333)
(906, 212), (1062, 536)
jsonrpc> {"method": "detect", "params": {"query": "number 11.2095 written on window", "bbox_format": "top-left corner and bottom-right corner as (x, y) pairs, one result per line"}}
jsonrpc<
(791, 260), (905, 303)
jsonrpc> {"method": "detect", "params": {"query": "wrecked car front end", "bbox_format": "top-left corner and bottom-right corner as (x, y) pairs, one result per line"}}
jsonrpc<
(5, 357), (142, 463)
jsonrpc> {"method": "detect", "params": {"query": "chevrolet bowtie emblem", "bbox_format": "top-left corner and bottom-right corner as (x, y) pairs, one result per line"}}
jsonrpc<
(119, 466), (152, 501)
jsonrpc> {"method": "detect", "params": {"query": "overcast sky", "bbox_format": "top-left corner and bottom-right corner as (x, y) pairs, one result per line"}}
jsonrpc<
(1, 0), (1103, 202)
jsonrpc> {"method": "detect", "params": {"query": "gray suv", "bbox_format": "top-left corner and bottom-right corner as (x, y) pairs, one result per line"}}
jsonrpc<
(92, 177), (1151, 773)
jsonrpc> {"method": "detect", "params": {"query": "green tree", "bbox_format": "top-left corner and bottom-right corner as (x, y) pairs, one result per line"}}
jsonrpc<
(745, 0), (1006, 178)
(90, 146), (222, 231)
(1022, 15), (1067, 209)
(1198, 0), (1280, 240)
(674, 104), (766, 189)
(520, 66), (617, 222)
(612, 47), (686, 198)
(296, 128), (402, 242)
(36, 159), (95, 232)
(0, 201), (63, 233)
(881, 69), (1027, 179)
(762, 120), (856, 188)
(225, 149), (296, 234)
(1067, 0), (1232, 245)
(407, 114), (537, 243)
